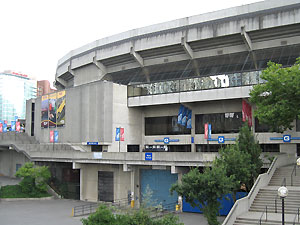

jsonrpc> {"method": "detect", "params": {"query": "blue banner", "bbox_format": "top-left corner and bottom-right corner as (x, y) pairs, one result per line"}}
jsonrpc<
(178, 105), (184, 124)
(208, 124), (212, 139)
(11, 121), (16, 131)
(54, 131), (59, 143)
(181, 107), (188, 126)
(187, 109), (192, 129)
(115, 128), (120, 141)
(3, 124), (7, 133)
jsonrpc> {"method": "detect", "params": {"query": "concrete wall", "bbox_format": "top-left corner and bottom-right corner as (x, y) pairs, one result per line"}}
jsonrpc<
(0, 149), (30, 177)
(29, 81), (114, 144)
(80, 163), (132, 202)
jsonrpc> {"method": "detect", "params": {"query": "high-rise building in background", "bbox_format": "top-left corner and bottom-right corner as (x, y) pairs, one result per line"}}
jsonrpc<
(37, 80), (56, 96)
(0, 71), (37, 123)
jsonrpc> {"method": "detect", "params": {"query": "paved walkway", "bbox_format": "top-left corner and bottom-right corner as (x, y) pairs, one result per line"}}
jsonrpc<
(0, 176), (226, 225)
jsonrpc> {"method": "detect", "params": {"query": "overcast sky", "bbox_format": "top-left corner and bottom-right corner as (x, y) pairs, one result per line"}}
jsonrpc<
(0, 0), (261, 85)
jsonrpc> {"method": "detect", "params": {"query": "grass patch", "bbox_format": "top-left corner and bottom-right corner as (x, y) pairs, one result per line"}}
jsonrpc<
(0, 185), (51, 198)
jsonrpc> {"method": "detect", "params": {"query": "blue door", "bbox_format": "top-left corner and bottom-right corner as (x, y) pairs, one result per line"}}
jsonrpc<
(140, 169), (178, 210)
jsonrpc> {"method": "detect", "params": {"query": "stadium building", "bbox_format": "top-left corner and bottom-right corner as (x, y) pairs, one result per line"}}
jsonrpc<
(1, 0), (300, 217)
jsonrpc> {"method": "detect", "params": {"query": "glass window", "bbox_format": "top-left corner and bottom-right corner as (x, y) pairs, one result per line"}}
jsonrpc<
(145, 116), (191, 136)
(255, 117), (272, 133)
(127, 145), (140, 152)
(296, 118), (300, 132)
(196, 144), (226, 152)
(195, 112), (242, 134)
(260, 144), (279, 152)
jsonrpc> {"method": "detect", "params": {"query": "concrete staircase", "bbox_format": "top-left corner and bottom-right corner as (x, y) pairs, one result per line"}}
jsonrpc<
(233, 164), (300, 225)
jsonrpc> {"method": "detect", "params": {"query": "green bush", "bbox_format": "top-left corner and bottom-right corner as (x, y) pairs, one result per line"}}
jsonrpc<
(0, 185), (50, 198)
(81, 204), (183, 225)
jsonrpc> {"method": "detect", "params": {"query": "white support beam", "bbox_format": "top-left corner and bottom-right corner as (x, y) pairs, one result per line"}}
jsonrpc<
(241, 26), (253, 51)
(241, 26), (258, 69)
(68, 65), (75, 76)
(93, 56), (107, 75)
(181, 37), (194, 59)
(130, 47), (144, 67)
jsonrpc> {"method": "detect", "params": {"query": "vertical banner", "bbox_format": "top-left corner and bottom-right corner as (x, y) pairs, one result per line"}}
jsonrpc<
(56, 90), (66, 127)
(242, 100), (252, 126)
(115, 128), (120, 141)
(54, 130), (59, 143)
(178, 105), (184, 124)
(0, 123), (2, 133)
(3, 123), (7, 133)
(11, 121), (16, 131)
(187, 109), (192, 129)
(120, 128), (125, 141)
(49, 93), (57, 128)
(50, 130), (54, 143)
(204, 123), (208, 139)
(41, 95), (49, 128)
(16, 122), (21, 132)
(181, 107), (188, 126)
(208, 124), (212, 139)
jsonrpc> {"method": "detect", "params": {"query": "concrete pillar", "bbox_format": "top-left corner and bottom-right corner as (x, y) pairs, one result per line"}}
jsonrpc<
(280, 143), (297, 155)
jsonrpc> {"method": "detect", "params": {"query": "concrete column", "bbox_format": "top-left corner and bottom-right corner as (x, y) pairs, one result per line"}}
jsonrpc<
(130, 167), (135, 207)
(280, 143), (297, 155)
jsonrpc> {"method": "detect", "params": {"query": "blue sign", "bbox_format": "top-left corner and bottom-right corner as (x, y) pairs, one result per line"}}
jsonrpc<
(208, 124), (212, 139)
(54, 131), (59, 143)
(115, 128), (120, 141)
(145, 153), (152, 161)
(3, 124), (7, 133)
(164, 137), (170, 144)
(283, 135), (291, 143)
(155, 138), (180, 144)
(191, 137), (194, 143)
(218, 136), (225, 144)
(87, 142), (99, 145)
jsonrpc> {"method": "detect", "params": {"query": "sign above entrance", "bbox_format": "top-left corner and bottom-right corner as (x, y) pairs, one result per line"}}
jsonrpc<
(154, 137), (179, 144)
(208, 136), (236, 143)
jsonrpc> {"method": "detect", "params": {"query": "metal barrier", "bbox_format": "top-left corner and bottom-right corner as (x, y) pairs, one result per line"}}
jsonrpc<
(72, 198), (130, 217)
(291, 164), (297, 186)
(292, 208), (300, 225)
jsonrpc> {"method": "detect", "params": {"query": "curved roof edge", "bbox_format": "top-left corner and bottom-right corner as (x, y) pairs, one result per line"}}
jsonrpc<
(57, 0), (300, 67)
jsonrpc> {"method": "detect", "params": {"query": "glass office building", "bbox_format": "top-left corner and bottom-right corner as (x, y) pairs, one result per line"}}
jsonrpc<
(0, 71), (36, 123)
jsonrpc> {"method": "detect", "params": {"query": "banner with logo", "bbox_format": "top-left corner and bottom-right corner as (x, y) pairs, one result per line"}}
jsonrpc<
(3, 123), (7, 133)
(120, 128), (124, 141)
(16, 122), (21, 132)
(115, 128), (120, 141)
(56, 90), (66, 127)
(178, 105), (185, 124)
(242, 100), (252, 126)
(49, 93), (57, 128)
(0, 123), (2, 133)
(41, 95), (49, 128)
(11, 121), (16, 131)
(54, 130), (59, 143)
(181, 107), (188, 126)
(187, 109), (192, 129)
(50, 130), (54, 143)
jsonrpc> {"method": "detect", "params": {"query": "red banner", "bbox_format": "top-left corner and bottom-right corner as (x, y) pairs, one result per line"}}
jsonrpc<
(242, 100), (252, 126)
(204, 123), (208, 139)
(16, 122), (21, 132)
(120, 128), (124, 141)
(0, 123), (2, 133)
(50, 130), (54, 143)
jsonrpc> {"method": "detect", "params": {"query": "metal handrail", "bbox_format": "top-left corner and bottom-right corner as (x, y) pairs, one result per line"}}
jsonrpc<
(292, 208), (300, 225)
(258, 206), (268, 225)
(275, 177), (286, 213)
(291, 164), (297, 186)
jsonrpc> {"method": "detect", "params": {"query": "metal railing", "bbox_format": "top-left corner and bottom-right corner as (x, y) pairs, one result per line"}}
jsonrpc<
(292, 208), (300, 225)
(72, 198), (130, 217)
(150, 202), (178, 219)
(258, 206), (268, 225)
(291, 164), (297, 186)
(275, 178), (286, 213)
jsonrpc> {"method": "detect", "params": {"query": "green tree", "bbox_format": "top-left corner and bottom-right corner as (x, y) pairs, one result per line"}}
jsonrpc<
(249, 58), (300, 132)
(171, 166), (234, 225)
(15, 162), (51, 195)
(235, 124), (262, 188)
(214, 144), (251, 199)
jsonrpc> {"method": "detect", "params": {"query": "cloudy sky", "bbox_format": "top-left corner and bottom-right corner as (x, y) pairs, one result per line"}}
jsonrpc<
(0, 0), (261, 85)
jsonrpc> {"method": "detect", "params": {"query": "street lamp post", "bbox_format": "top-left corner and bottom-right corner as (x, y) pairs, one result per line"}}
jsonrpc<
(278, 186), (288, 225)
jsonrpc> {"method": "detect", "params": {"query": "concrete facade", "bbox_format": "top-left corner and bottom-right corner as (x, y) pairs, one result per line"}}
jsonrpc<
(1, 0), (299, 209)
